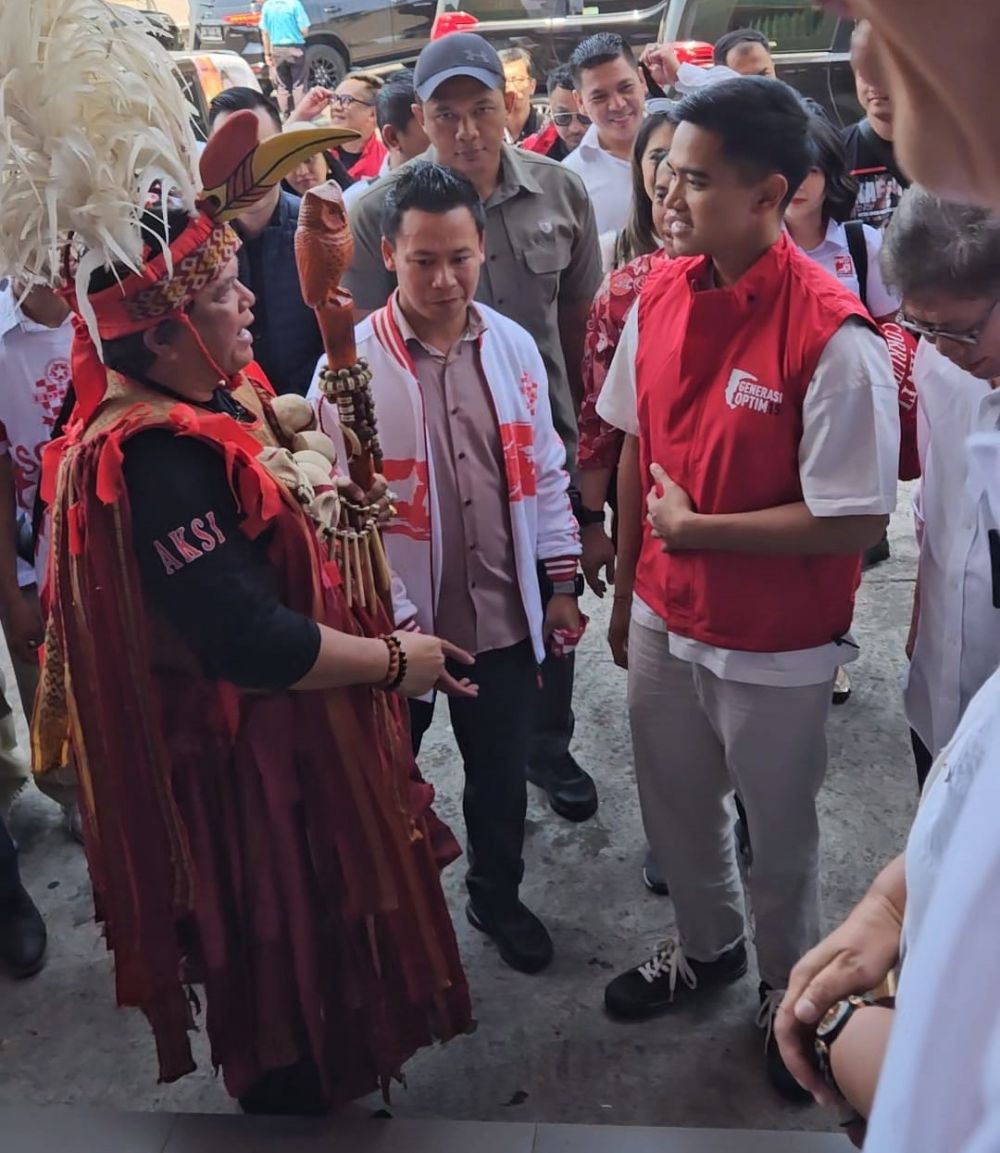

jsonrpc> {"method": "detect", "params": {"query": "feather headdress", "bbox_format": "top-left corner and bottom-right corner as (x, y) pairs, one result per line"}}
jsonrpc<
(0, 0), (355, 420)
(0, 0), (199, 295)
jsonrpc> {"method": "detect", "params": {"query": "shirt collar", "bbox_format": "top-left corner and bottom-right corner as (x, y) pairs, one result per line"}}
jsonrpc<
(577, 121), (630, 165)
(392, 289), (487, 355)
(0, 280), (72, 342)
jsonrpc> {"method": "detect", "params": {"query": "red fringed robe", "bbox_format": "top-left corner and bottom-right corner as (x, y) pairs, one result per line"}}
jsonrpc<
(33, 370), (471, 1102)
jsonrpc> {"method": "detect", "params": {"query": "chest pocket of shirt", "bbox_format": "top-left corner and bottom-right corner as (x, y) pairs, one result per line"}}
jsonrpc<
(523, 238), (570, 304)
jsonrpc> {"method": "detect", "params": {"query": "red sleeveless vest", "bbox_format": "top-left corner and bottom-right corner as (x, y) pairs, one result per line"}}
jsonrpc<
(635, 233), (872, 653)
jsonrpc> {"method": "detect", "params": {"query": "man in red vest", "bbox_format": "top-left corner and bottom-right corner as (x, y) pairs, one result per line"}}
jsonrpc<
(595, 76), (900, 1099)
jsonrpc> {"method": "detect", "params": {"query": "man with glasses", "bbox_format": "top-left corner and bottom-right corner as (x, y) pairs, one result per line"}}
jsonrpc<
(879, 186), (1000, 789)
(522, 66), (590, 161)
(328, 72), (389, 179)
(500, 48), (540, 144)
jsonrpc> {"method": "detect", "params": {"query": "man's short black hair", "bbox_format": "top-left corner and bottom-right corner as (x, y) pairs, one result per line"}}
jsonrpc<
(377, 68), (417, 134)
(208, 86), (282, 133)
(381, 161), (486, 244)
(674, 76), (814, 211)
(547, 64), (576, 95)
(569, 32), (636, 86)
(713, 27), (771, 67)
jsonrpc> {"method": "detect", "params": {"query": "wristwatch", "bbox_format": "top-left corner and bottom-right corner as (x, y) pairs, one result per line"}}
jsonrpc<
(814, 995), (873, 1092)
(552, 574), (585, 597)
(576, 506), (607, 527)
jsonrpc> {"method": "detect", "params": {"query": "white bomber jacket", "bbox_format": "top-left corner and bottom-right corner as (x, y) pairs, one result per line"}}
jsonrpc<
(309, 295), (580, 663)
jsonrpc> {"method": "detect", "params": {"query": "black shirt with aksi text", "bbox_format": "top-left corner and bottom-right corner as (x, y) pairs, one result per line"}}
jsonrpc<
(121, 393), (320, 689)
(842, 119), (910, 232)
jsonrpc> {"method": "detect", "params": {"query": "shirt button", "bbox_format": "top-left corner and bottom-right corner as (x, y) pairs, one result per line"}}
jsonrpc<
(451, 407), (459, 416)
(489, 254), (497, 262)
(464, 498), (472, 507)
(458, 451), (466, 460)
(470, 581), (477, 589)
(469, 543), (476, 550)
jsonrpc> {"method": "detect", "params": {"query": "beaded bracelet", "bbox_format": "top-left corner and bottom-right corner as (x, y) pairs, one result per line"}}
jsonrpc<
(379, 635), (407, 692)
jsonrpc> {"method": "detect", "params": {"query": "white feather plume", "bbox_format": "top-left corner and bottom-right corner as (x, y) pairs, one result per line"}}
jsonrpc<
(0, 0), (200, 304)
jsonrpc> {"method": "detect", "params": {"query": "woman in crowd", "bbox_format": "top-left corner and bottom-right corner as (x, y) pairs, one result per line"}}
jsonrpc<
(599, 109), (677, 272)
(785, 109), (900, 324)
(283, 147), (354, 198)
(785, 108), (905, 705)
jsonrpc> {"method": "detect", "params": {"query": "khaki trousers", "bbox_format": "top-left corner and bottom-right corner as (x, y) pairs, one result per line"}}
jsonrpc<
(627, 620), (832, 989)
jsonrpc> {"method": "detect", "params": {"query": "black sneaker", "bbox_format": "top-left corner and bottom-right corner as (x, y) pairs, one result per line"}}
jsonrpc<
(466, 900), (554, 974)
(758, 982), (814, 1103)
(605, 938), (748, 1021)
(527, 754), (598, 823)
(641, 848), (670, 896)
(0, 882), (47, 979)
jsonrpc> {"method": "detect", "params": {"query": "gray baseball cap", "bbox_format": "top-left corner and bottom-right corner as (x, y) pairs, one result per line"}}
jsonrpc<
(413, 33), (505, 102)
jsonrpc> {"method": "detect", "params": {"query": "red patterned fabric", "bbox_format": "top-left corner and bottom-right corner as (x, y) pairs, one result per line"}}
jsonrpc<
(578, 250), (666, 471)
(36, 374), (471, 1103)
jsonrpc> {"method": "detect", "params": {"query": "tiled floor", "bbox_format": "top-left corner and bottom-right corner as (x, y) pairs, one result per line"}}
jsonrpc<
(1, 1108), (851, 1153)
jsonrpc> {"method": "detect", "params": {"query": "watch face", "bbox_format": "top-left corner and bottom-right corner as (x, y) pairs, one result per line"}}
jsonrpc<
(816, 1000), (851, 1040)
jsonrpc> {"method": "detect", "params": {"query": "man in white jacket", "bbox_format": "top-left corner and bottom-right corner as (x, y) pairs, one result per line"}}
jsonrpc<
(313, 162), (583, 973)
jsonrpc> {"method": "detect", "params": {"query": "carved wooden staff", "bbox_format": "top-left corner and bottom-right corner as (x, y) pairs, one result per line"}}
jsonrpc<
(295, 181), (390, 611)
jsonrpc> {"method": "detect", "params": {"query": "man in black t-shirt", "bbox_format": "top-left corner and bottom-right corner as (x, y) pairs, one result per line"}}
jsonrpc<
(841, 24), (909, 231)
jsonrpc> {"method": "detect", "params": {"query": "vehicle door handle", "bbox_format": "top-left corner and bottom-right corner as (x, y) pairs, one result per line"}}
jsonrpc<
(324, 4), (341, 11)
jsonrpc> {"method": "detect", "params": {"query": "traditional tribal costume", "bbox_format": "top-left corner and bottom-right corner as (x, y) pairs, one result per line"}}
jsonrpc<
(0, 0), (470, 1107)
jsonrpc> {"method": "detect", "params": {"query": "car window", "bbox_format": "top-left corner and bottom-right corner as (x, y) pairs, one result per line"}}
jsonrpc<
(677, 0), (838, 54)
(440, 0), (575, 20)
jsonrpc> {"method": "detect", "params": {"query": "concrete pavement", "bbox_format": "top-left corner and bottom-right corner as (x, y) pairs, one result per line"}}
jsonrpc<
(0, 484), (919, 1133)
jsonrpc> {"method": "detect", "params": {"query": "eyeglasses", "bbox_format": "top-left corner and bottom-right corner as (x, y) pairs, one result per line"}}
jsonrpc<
(899, 297), (1000, 347)
(551, 111), (591, 128)
(330, 93), (375, 109)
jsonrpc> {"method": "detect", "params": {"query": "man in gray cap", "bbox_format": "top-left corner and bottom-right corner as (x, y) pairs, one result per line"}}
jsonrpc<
(345, 32), (603, 852)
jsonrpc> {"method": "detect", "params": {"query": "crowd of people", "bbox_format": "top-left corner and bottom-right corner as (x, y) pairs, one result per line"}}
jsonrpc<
(0, 0), (999, 1146)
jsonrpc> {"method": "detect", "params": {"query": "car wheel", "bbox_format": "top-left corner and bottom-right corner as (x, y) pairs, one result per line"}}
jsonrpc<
(305, 42), (347, 90)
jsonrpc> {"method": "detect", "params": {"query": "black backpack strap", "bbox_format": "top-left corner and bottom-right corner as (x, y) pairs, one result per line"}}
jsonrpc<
(844, 219), (869, 311)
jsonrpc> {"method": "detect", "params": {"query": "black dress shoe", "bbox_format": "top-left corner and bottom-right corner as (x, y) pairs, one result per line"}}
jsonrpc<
(641, 848), (670, 896)
(466, 900), (554, 974)
(862, 532), (890, 570)
(526, 754), (598, 822)
(0, 883), (47, 979)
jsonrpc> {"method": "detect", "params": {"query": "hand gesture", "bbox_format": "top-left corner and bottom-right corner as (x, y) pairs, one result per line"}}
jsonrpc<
(393, 632), (478, 698)
(581, 524), (616, 598)
(646, 462), (694, 550)
(775, 888), (903, 1105)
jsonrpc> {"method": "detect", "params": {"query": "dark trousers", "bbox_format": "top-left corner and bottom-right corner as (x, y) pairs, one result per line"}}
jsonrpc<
(409, 639), (537, 914)
(911, 728), (935, 792)
(530, 561), (575, 768)
(0, 812), (19, 903)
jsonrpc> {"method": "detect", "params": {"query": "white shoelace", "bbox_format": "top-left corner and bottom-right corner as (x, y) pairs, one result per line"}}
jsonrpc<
(637, 939), (698, 1000)
(755, 987), (786, 1050)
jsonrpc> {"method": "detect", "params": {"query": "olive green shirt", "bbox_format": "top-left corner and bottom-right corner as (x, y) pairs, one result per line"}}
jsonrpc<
(344, 144), (603, 466)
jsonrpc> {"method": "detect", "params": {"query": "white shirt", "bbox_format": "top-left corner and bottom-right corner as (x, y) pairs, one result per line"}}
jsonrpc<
(597, 307), (900, 686)
(562, 122), (632, 235)
(904, 340), (1000, 756)
(342, 153), (392, 212)
(0, 283), (72, 587)
(798, 218), (900, 318)
(865, 658), (1000, 1153)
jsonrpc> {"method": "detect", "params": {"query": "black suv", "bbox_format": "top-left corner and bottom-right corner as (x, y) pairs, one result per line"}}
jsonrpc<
(435, 0), (860, 125)
(191, 0), (437, 89)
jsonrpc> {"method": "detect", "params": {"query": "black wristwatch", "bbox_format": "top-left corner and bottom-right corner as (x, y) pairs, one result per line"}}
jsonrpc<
(552, 574), (585, 598)
(814, 995), (873, 1092)
(576, 505), (607, 527)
